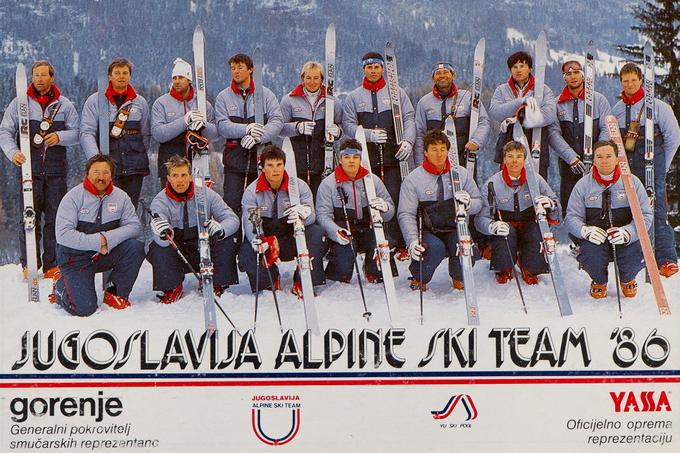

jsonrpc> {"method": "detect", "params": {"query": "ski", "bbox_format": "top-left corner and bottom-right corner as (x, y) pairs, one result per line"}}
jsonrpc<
(193, 175), (219, 334)
(530, 31), (547, 170)
(17, 63), (39, 303)
(253, 46), (265, 173)
(356, 125), (399, 324)
(467, 37), (485, 178)
(192, 25), (211, 183)
(643, 43), (655, 234)
(444, 117), (480, 325)
(282, 137), (321, 335)
(323, 23), (336, 177)
(513, 121), (573, 317)
(384, 41), (410, 181)
(583, 40), (595, 173)
(98, 71), (112, 292)
(605, 116), (670, 315)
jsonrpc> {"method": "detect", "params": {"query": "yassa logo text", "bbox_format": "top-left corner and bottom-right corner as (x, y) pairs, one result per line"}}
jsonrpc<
(610, 391), (671, 413)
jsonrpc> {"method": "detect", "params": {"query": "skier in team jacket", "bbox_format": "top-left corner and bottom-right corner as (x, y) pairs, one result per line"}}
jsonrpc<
(147, 156), (240, 304)
(0, 60), (79, 281)
(50, 155), (145, 316)
(151, 58), (219, 187)
(547, 59), (611, 214)
(80, 58), (151, 208)
(398, 129), (482, 291)
(476, 140), (561, 285)
(414, 60), (490, 172)
(239, 145), (325, 298)
(279, 61), (343, 196)
(611, 63), (680, 278)
(342, 51), (416, 259)
(214, 53), (283, 214)
(565, 141), (653, 299)
(316, 139), (396, 283)
(489, 51), (557, 178)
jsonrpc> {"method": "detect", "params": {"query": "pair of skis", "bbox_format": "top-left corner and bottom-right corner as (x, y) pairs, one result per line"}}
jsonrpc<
(384, 42), (410, 181)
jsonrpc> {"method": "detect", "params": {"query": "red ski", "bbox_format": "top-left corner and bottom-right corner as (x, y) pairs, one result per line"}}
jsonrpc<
(605, 115), (670, 315)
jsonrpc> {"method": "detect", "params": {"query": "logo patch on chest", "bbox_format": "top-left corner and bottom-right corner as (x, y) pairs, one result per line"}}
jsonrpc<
(106, 203), (118, 214)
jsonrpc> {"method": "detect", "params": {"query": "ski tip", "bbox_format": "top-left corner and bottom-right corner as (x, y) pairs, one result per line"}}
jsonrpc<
(194, 24), (203, 33)
(386, 41), (395, 49)
(327, 22), (335, 30)
(587, 39), (593, 47)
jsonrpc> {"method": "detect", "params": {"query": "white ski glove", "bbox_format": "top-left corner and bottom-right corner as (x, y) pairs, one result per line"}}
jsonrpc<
(607, 226), (631, 245)
(296, 121), (315, 136)
(368, 128), (388, 144)
(522, 97), (545, 128)
(534, 194), (556, 211)
(570, 158), (587, 175)
(151, 216), (173, 240)
(189, 119), (205, 131)
(246, 122), (265, 139)
(326, 123), (342, 140)
(241, 134), (259, 150)
(206, 219), (224, 239)
(454, 191), (471, 210)
(581, 225), (607, 245)
(335, 227), (352, 245)
(489, 220), (510, 237)
(184, 111), (195, 126)
(251, 237), (269, 254)
(408, 240), (426, 261)
(369, 197), (389, 213)
(499, 117), (517, 133)
(284, 204), (312, 223)
(395, 141), (413, 161)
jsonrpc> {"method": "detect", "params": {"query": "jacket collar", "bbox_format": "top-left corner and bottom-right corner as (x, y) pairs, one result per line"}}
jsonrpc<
(165, 181), (195, 202)
(363, 77), (386, 92)
(334, 165), (368, 182)
(27, 83), (60, 106)
(592, 165), (621, 188)
(289, 84), (326, 98)
(105, 82), (137, 105)
(432, 83), (457, 100)
(422, 157), (451, 175)
(83, 176), (113, 197)
(558, 85), (584, 103)
(621, 87), (644, 106)
(231, 79), (255, 97)
(508, 74), (535, 98)
(501, 164), (527, 187)
(255, 171), (290, 193)
(170, 86), (194, 102)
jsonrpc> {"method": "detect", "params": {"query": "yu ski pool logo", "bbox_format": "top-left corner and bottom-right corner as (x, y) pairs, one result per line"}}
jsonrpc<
(432, 394), (478, 421)
(251, 394), (302, 446)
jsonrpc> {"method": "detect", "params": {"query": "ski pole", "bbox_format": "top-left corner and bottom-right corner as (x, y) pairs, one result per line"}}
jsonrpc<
(418, 206), (424, 324)
(336, 186), (371, 321)
(305, 136), (312, 188)
(378, 142), (385, 181)
(253, 248), (261, 333)
(488, 182), (527, 313)
(243, 150), (252, 193)
(604, 190), (623, 318)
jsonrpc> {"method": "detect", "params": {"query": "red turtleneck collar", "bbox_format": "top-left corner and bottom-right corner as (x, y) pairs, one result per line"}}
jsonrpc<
(170, 86), (194, 102)
(432, 83), (457, 100)
(423, 158), (451, 175)
(105, 82), (137, 105)
(558, 85), (584, 103)
(621, 88), (644, 106)
(334, 165), (368, 183)
(231, 79), (255, 96)
(27, 83), (60, 107)
(83, 176), (113, 197)
(592, 165), (621, 188)
(255, 171), (290, 193)
(363, 77), (386, 92)
(289, 84), (326, 98)
(508, 75), (535, 98)
(165, 181), (195, 202)
(501, 164), (527, 187)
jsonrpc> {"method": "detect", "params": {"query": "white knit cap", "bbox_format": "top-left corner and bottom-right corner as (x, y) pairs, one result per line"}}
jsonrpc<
(172, 58), (192, 81)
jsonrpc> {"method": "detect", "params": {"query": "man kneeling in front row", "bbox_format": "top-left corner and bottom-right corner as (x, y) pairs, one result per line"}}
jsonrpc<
(51, 155), (145, 315)
(148, 156), (240, 303)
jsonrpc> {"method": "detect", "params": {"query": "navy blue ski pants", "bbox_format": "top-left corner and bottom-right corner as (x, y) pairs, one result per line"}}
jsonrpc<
(238, 224), (326, 292)
(408, 230), (475, 284)
(325, 232), (396, 282)
(223, 170), (257, 215)
(147, 233), (240, 291)
(53, 239), (145, 316)
(578, 240), (644, 284)
(489, 222), (548, 274)
(114, 174), (144, 209)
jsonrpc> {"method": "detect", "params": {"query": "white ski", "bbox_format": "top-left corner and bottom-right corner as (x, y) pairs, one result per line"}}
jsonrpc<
(192, 25), (211, 183)
(384, 41), (410, 180)
(467, 38), (485, 177)
(323, 23), (336, 177)
(583, 41), (595, 173)
(530, 31), (547, 170)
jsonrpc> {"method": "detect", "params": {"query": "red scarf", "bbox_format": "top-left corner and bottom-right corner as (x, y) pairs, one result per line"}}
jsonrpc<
(105, 82), (137, 105)
(165, 181), (195, 202)
(422, 157), (450, 175)
(83, 176), (113, 197)
(592, 165), (621, 188)
(335, 165), (368, 182)
(169, 86), (194, 102)
(432, 83), (457, 100)
(501, 164), (527, 187)
(362, 77), (386, 92)
(558, 85), (584, 103)
(231, 79), (255, 96)
(621, 87), (644, 105)
(27, 83), (60, 107)
(289, 84), (326, 98)
(508, 75), (535, 98)
(255, 171), (290, 193)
